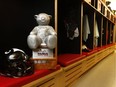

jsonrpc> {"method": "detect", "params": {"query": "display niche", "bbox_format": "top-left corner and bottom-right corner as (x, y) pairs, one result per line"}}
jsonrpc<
(0, 0), (55, 56)
(96, 12), (102, 47)
(83, 2), (95, 50)
(102, 18), (107, 46)
(58, 0), (82, 54)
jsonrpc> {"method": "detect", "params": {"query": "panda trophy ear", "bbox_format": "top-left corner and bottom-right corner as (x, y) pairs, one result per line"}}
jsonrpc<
(34, 15), (38, 19)
(49, 15), (52, 19)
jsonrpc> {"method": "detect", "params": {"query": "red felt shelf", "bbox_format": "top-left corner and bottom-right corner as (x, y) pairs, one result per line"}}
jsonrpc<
(0, 65), (60, 87)
(58, 54), (86, 67)
(82, 49), (98, 56)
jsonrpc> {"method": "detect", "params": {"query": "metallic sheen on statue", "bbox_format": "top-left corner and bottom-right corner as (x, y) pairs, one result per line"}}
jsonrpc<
(27, 13), (57, 50)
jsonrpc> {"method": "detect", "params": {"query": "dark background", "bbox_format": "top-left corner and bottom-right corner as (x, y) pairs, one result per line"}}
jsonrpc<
(0, 0), (54, 56)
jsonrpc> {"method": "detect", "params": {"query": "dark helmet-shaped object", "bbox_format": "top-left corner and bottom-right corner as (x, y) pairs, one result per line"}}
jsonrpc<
(0, 48), (34, 77)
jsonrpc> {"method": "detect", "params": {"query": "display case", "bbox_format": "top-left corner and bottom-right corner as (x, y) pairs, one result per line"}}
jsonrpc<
(0, 0), (116, 86)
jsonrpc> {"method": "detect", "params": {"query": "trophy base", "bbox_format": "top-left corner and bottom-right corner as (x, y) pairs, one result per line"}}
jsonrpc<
(31, 48), (57, 69)
(32, 58), (57, 69)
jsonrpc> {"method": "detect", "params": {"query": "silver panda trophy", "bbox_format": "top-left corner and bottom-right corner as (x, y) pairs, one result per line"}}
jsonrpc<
(27, 13), (57, 68)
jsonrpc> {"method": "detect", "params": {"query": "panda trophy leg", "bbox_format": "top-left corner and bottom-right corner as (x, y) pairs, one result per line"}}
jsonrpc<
(46, 35), (57, 49)
(27, 34), (42, 50)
